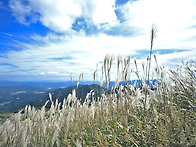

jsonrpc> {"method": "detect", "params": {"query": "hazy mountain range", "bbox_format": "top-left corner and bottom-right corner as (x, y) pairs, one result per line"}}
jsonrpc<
(0, 81), (92, 112)
(0, 80), (159, 113)
(0, 81), (102, 113)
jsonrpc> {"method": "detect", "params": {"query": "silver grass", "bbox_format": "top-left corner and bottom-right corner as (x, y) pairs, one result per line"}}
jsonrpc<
(55, 98), (58, 110)
(76, 139), (82, 147)
(70, 73), (73, 82)
(0, 54), (195, 146)
(49, 92), (52, 102)
(51, 129), (59, 146)
(67, 94), (72, 107)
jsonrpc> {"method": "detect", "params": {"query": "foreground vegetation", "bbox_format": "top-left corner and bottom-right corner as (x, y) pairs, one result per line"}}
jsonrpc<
(0, 53), (195, 146)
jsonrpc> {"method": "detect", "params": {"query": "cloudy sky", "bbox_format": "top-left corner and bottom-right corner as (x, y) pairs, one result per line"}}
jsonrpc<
(0, 0), (196, 81)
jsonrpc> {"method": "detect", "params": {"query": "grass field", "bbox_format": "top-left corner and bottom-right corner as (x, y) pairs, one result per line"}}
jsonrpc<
(0, 54), (195, 146)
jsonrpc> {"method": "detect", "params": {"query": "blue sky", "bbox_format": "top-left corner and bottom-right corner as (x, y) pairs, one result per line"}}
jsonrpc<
(0, 0), (196, 81)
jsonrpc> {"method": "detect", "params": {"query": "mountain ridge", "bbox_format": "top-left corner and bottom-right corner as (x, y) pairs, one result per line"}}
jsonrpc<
(30, 84), (105, 108)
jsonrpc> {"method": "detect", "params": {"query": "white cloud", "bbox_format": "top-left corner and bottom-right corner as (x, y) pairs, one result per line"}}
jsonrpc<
(9, 0), (118, 32)
(156, 49), (196, 66)
(38, 71), (66, 76)
(119, 0), (196, 49)
(90, 0), (117, 25)
(1, 31), (195, 80)
(3, 0), (196, 81)
(9, 0), (39, 25)
(0, 33), (131, 80)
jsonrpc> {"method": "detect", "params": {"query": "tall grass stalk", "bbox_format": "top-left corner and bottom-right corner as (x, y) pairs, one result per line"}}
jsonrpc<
(144, 24), (157, 112)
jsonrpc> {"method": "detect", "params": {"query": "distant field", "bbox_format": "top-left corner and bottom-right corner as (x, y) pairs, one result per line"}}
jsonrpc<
(11, 91), (26, 95)
(0, 101), (12, 106)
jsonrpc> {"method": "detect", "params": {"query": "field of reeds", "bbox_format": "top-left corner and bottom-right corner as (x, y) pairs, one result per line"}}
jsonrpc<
(0, 54), (195, 147)
(0, 26), (195, 146)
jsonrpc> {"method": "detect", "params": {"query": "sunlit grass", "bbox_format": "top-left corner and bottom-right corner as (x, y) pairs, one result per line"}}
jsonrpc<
(0, 54), (195, 146)
(0, 25), (195, 146)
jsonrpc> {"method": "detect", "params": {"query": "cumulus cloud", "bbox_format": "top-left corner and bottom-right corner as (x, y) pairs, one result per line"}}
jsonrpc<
(9, 0), (118, 32)
(119, 0), (196, 48)
(2, 0), (196, 81)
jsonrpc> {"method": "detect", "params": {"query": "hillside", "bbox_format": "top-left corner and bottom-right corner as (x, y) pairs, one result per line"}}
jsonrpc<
(0, 86), (50, 113)
(31, 84), (105, 108)
(0, 81), (95, 113)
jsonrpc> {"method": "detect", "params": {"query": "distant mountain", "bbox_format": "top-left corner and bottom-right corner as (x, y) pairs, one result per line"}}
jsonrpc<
(0, 81), (94, 113)
(30, 84), (105, 108)
(0, 80), (159, 113)
(0, 85), (51, 113)
(0, 84), (105, 113)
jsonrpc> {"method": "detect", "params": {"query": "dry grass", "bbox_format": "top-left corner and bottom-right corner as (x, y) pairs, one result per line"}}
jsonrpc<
(0, 54), (195, 147)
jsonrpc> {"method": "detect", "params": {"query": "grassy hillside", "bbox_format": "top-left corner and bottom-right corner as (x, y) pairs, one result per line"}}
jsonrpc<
(0, 54), (195, 146)
(31, 84), (105, 108)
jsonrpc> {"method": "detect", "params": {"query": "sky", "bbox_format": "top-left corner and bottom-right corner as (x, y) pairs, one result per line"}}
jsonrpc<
(0, 0), (196, 81)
